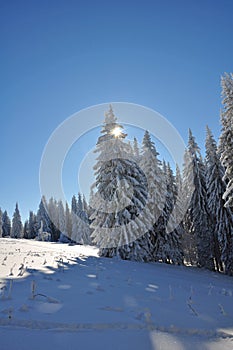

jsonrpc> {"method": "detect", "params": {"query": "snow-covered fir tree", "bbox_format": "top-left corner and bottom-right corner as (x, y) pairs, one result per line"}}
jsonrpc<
(90, 106), (153, 261)
(58, 200), (65, 235)
(181, 148), (197, 264)
(23, 220), (29, 239)
(79, 195), (92, 245)
(65, 202), (72, 239)
(71, 194), (82, 244)
(133, 137), (140, 162)
(183, 129), (215, 270)
(161, 162), (184, 264)
(205, 126), (226, 271)
(2, 210), (11, 237)
(11, 203), (23, 238)
(71, 193), (91, 245)
(219, 73), (233, 208)
(139, 130), (166, 262)
(37, 196), (52, 239)
(28, 211), (37, 239)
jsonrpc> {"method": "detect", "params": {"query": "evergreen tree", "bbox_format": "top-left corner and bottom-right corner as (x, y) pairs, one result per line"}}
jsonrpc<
(182, 148), (197, 264)
(80, 195), (92, 245)
(47, 198), (60, 242)
(71, 194), (91, 245)
(220, 73), (233, 208)
(2, 210), (11, 237)
(133, 137), (140, 162)
(162, 162), (184, 264)
(83, 195), (89, 213)
(58, 200), (66, 234)
(65, 202), (72, 240)
(23, 220), (29, 239)
(11, 203), (23, 238)
(71, 195), (78, 214)
(140, 131), (166, 262)
(183, 129), (215, 270)
(71, 211), (82, 244)
(77, 193), (83, 216)
(28, 211), (37, 239)
(37, 196), (52, 238)
(205, 126), (226, 271)
(90, 106), (152, 261)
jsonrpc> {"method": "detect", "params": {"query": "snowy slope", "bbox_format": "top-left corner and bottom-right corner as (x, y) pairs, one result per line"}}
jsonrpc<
(0, 238), (233, 350)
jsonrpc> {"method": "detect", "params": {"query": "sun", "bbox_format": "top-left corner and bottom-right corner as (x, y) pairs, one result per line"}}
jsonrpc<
(111, 126), (122, 138)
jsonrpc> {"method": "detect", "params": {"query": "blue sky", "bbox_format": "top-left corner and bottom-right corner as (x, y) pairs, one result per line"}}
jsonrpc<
(1, 0), (233, 220)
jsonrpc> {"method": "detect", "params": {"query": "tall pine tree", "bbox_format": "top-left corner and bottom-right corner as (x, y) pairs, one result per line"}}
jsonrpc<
(183, 129), (214, 270)
(205, 126), (225, 272)
(11, 203), (23, 238)
(2, 211), (11, 237)
(90, 106), (152, 261)
(220, 73), (233, 208)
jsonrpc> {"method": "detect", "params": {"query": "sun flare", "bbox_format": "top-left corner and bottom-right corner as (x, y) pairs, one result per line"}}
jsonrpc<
(111, 126), (122, 138)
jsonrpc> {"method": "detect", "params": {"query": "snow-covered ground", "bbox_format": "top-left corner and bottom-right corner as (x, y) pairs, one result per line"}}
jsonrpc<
(0, 238), (233, 349)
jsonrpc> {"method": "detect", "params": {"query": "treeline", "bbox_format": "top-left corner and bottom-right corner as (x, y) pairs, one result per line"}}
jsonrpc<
(1, 73), (233, 276)
(89, 73), (233, 276)
(0, 194), (91, 245)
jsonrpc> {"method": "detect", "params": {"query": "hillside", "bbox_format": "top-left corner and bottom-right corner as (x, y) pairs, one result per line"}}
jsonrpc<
(0, 238), (233, 349)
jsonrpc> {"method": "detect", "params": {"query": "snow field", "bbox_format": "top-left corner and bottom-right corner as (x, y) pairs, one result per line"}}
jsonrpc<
(0, 238), (233, 349)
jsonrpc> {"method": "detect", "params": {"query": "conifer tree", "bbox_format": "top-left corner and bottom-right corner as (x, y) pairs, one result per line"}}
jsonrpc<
(162, 162), (184, 264)
(11, 203), (23, 238)
(205, 126), (226, 271)
(57, 200), (65, 234)
(28, 211), (37, 239)
(65, 202), (72, 239)
(182, 149), (197, 264)
(2, 210), (11, 237)
(90, 106), (152, 260)
(219, 73), (233, 208)
(133, 137), (140, 162)
(23, 220), (29, 239)
(140, 131), (166, 262)
(183, 130), (214, 270)
(37, 196), (52, 237)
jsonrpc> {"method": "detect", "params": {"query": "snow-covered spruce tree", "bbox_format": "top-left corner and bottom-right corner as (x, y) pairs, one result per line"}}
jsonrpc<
(47, 198), (60, 241)
(161, 162), (184, 264)
(133, 137), (140, 162)
(2, 210), (11, 237)
(218, 74), (233, 275)
(0, 208), (3, 238)
(23, 220), (29, 239)
(71, 193), (91, 245)
(65, 202), (72, 239)
(220, 73), (233, 208)
(174, 162), (193, 264)
(58, 200), (65, 235)
(37, 196), (52, 239)
(181, 148), (197, 265)
(90, 106), (153, 261)
(80, 195), (92, 245)
(11, 203), (23, 238)
(28, 211), (37, 239)
(183, 129), (215, 270)
(71, 194), (82, 244)
(205, 126), (227, 272)
(139, 131), (166, 262)
(60, 201), (72, 243)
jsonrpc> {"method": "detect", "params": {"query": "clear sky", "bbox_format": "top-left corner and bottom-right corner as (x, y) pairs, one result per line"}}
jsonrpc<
(1, 0), (233, 220)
